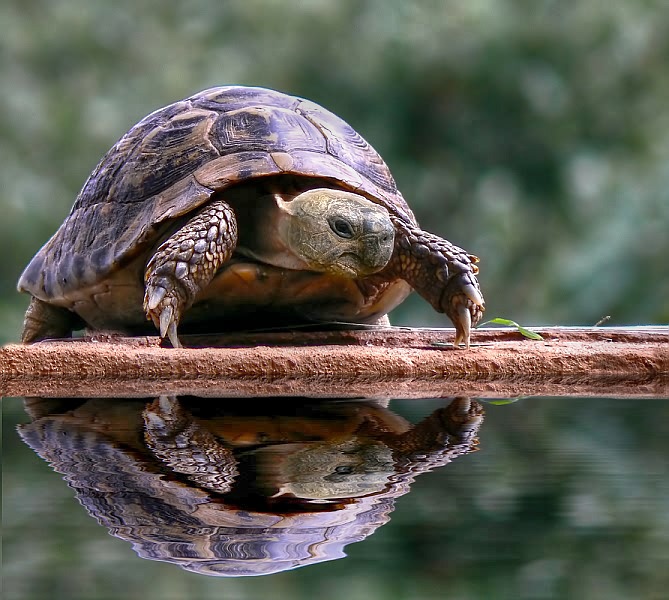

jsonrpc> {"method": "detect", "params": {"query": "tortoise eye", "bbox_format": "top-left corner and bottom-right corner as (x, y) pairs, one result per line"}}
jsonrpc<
(331, 218), (354, 239)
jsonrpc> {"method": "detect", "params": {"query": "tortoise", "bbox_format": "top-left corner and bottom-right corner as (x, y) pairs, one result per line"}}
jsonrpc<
(18, 396), (483, 576)
(18, 86), (484, 347)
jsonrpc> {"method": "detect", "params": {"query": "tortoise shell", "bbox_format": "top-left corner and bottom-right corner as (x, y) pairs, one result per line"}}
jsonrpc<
(17, 398), (484, 576)
(19, 86), (415, 306)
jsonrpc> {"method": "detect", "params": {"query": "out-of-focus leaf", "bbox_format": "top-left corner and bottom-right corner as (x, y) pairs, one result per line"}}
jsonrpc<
(479, 318), (544, 340)
(481, 398), (523, 405)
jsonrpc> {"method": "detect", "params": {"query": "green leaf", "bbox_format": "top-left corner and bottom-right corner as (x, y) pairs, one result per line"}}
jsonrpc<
(482, 398), (522, 405)
(478, 317), (544, 340)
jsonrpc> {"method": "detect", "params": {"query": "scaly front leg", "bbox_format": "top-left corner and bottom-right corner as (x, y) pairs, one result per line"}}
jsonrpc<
(388, 216), (484, 347)
(143, 199), (238, 347)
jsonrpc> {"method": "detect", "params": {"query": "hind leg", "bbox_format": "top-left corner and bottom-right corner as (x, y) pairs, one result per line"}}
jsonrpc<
(143, 199), (238, 348)
(21, 297), (82, 343)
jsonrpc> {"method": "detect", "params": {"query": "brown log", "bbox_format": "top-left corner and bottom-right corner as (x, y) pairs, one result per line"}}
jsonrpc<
(1, 326), (667, 399)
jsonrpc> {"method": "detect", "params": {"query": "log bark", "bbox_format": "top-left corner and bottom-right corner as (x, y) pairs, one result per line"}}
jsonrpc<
(1, 326), (667, 399)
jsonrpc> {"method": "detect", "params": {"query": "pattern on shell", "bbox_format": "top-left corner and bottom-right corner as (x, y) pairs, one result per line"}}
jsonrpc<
(19, 86), (415, 302)
(17, 398), (484, 576)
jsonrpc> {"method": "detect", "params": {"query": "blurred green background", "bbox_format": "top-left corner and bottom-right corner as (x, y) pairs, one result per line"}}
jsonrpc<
(2, 0), (669, 344)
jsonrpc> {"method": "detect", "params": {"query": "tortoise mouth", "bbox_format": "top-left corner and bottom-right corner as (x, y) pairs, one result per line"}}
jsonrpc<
(325, 253), (359, 278)
(326, 249), (393, 278)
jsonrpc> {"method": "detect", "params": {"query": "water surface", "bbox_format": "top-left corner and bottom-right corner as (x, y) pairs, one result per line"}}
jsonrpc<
(4, 395), (669, 600)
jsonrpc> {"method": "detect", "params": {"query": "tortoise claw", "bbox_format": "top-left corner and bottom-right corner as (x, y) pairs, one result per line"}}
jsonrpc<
(146, 286), (167, 311)
(463, 281), (485, 311)
(446, 271), (484, 348)
(144, 284), (183, 348)
(453, 303), (472, 348)
(158, 305), (181, 348)
(145, 297), (182, 348)
(143, 396), (186, 434)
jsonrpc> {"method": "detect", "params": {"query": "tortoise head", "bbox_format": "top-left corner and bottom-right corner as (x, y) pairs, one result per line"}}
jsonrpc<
(277, 188), (395, 278)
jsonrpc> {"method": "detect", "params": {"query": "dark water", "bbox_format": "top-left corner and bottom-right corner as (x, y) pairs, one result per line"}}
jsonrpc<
(3, 395), (669, 600)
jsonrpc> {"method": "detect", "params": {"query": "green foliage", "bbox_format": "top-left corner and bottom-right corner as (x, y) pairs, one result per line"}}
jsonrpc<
(480, 317), (544, 340)
(2, 0), (668, 343)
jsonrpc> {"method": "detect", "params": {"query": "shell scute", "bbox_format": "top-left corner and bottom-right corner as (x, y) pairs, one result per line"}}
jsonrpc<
(109, 108), (220, 204)
(296, 99), (397, 195)
(71, 100), (192, 212)
(214, 106), (326, 156)
(195, 86), (300, 113)
(193, 151), (283, 190)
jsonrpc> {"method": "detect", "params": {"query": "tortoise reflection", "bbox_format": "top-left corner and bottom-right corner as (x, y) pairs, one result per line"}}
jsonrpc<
(18, 397), (483, 577)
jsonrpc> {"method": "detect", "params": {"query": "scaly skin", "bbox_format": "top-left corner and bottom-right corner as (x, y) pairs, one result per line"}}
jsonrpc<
(383, 397), (484, 456)
(21, 297), (84, 343)
(386, 216), (485, 347)
(382, 397), (484, 477)
(143, 200), (238, 348)
(143, 396), (238, 494)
